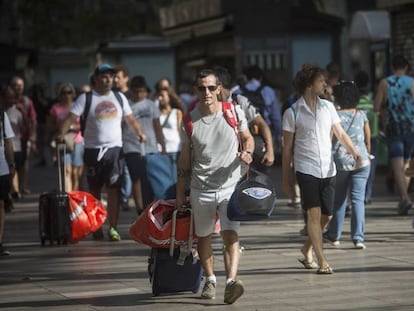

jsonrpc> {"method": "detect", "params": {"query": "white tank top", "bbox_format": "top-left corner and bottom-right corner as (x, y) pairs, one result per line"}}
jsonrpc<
(159, 108), (181, 153)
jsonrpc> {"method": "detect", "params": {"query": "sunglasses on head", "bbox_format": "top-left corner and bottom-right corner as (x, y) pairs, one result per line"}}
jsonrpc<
(197, 85), (219, 92)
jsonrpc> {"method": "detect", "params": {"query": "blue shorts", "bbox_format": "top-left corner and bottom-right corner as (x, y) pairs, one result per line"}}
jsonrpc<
(296, 172), (336, 216)
(387, 133), (414, 160)
(64, 142), (84, 167)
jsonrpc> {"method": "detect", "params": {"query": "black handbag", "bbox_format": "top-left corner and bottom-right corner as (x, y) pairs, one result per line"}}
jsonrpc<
(227, 169), (277, 221)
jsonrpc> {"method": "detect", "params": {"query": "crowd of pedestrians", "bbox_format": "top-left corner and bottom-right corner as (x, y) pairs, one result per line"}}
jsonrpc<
(0, 55), (413, 304)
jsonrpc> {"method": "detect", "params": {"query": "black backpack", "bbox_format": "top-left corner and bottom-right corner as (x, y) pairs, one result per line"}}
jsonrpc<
(240, 85), (266, 115)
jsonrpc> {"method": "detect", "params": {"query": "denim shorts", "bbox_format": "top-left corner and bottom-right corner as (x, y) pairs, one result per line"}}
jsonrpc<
(64, 142), (84, 167)
(296, 172), (336, 216)
(387, 133), (414, 160)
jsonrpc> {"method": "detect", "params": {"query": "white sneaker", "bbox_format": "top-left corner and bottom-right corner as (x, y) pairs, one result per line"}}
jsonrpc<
(354, 242), (366, 249)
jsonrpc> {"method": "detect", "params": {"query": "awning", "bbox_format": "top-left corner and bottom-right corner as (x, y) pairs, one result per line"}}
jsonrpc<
(349, 10), (390, 41)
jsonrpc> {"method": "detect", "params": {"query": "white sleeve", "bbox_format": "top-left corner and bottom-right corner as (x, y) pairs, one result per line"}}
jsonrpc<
(3, 112), (15, 139)
(282, 107), (295, 133)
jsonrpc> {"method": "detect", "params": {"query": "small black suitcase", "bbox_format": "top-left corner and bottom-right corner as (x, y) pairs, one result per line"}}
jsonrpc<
(39, 144), (71, 246)
(148, 207), (203, 296)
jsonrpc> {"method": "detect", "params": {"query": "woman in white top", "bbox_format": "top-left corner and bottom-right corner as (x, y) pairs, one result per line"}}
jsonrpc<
(157, 89), (184, 183)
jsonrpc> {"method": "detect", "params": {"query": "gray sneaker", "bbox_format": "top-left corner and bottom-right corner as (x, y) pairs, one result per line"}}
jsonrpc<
(201, 280), (216, 299)
(398, 199), (412, 216)
(224, 280), (244, 304)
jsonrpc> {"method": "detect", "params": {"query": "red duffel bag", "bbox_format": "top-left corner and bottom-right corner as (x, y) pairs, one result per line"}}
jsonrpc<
(68, 191), (107, 242)
(129, 199), (197, 248)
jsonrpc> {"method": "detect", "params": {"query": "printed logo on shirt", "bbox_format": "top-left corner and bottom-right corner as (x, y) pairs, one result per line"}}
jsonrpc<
(94, 101), (118, 119)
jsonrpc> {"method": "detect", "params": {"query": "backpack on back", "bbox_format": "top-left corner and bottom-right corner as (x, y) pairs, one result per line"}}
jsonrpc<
(240, 85), (266, 115)
(356, 93), (379, 138)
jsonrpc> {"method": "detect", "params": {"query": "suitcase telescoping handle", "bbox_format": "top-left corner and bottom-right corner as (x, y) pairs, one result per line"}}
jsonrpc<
(56, 143), (67, 192)
(169, 206), (193, 257)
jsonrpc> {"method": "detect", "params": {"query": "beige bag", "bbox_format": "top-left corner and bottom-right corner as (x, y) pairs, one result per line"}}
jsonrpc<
(64, 132), (76, 152)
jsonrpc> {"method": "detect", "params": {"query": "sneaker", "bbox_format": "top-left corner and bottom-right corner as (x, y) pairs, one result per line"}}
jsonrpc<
(108, 227), (121, 241)
(398, 199), (412, 216)
(201, 280), (216, 299)
(323, 235), (340, 246)
(0, 246), (10, 256)
(224, 280), (244, 304)
(354, 241), (366, 249)
(121, 202), (130, 211)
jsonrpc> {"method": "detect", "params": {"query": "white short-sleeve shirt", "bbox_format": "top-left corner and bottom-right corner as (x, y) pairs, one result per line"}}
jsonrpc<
(0, 112), (15, 176)
(282, 96), (340, 178)
(72, 90), (132, 148)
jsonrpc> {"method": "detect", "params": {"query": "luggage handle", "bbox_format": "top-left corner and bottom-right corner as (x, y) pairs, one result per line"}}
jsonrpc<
(169, 205), (193, 257)
(56, 143), (67, 192)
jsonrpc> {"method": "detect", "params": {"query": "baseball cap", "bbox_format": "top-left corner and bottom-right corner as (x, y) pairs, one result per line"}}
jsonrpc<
(94, 63), (115, 76)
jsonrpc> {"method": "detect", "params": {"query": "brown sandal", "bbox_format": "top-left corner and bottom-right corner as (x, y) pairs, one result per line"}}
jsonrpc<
(298, 258), (319, 269)
(317, 266), (334, 274)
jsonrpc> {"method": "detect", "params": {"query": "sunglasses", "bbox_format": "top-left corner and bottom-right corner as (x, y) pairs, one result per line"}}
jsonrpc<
(197, 85), (219, 92)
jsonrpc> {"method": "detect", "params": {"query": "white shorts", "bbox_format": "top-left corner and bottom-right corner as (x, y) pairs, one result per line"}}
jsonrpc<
(190, 186), (240, 237)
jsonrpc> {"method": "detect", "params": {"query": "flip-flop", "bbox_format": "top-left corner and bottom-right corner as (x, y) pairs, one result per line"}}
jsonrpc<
(317, 266), (334, 274)
(297, 257), (319, 269)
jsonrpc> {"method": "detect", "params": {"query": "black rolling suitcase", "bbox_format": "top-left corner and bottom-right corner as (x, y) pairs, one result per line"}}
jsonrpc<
(148, 207), (203, 296)
(39, 144), (71, 246)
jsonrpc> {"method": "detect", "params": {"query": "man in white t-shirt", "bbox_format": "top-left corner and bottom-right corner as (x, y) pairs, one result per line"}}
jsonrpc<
(0, 88), (16, 256)
(59, 64), (146, 242)
(175, 69), (254, 304)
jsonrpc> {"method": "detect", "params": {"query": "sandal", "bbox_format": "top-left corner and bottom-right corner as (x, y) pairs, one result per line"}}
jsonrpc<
(317, 266), (334, 274)
(298, 257), (319, 269)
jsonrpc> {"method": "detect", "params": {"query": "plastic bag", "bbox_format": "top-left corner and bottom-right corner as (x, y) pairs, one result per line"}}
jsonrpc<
(68, 191), (107, 242)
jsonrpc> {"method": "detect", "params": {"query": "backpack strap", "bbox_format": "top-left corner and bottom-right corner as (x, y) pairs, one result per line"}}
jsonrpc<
(80, 91), (93, 135)
(222, 101), (242, 152)
(113, 91), (124, 109)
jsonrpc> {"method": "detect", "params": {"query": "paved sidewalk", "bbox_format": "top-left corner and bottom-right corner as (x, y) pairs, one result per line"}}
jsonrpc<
(0, 162), (413, 310)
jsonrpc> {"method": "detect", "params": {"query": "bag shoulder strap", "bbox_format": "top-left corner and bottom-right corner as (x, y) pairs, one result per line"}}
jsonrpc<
(161, 110), (173, 128)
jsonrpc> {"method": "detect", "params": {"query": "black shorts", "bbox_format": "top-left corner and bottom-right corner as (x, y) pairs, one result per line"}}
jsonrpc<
(83, 147), (125, 192)
(124, 152), (146, 182)
(0, 174), (11, 200)
(296, 171), (336, 216)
